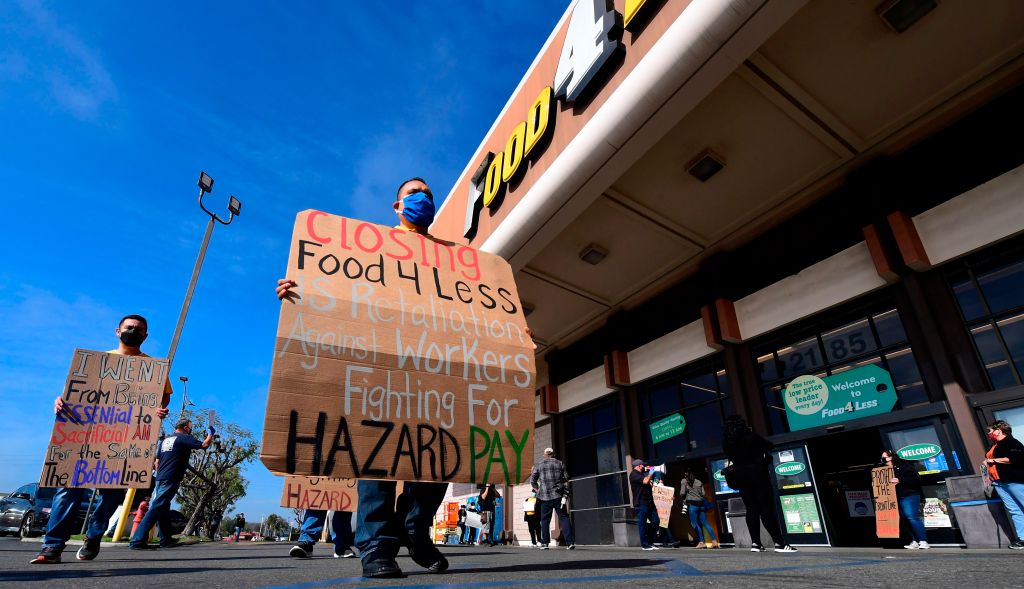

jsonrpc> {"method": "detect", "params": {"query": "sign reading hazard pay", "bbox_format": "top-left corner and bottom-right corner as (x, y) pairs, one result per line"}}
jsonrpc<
(261, 211), (536, 485)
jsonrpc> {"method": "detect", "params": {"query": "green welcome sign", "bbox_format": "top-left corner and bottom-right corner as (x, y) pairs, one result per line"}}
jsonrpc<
(775, 462), (806, 476)
(713, 469), (726, 481)
(783, 364), (897, 431)
(650, 412), (686, 444)
(897, 443), (941, 461)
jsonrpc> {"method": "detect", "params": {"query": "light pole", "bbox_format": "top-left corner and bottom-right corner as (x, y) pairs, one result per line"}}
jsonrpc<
(112, 172), (241, 543)
(165, 171), (242, 368)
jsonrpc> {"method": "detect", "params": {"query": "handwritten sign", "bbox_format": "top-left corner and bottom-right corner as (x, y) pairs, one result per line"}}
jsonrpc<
(871, 465), (899, 538)
(652, 484), (675, 528)
(261, 212), (537, 485)
(40, 349), (167, 489)
(280, 476), (358, 511)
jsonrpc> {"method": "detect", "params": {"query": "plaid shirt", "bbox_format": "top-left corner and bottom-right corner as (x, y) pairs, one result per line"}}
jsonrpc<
(530, 457), (568, 501)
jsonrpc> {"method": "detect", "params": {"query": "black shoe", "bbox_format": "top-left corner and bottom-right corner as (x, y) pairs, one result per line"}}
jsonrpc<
(30, 547), (62, 564)
(362, 557), (405, 578)
(750, 543), (766, 552)
(1009, 540), (1024, 550)
(128, 542), (156, 550)
(160, 539), (182, 549)
(77, 537), (101, 561)
(289, 543), (313, 558)
(402, 534), (449, 573)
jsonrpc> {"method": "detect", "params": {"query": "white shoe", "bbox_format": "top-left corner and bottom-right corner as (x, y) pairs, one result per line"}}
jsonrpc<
(918, 541), (930, 549)
(642, 546), (655, 551)
(774, 544), (798, 553)
(904, 541), (919, 550)
(540, 545), (549, 550)
(750, 543), (766, 552)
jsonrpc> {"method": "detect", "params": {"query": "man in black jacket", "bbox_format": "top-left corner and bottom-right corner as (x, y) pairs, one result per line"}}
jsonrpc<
(986, 420), (1024, 549)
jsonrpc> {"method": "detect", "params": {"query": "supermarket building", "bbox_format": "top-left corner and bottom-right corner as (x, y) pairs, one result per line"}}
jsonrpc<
(431, 0), (1024, 547)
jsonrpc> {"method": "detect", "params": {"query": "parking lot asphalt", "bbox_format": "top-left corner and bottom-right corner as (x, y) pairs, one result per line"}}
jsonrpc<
(2, 537), (1023, 588)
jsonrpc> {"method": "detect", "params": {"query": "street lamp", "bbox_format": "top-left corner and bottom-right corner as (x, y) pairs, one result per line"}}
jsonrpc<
(165, 171), (242, 368)
(178, 375), (195, 418)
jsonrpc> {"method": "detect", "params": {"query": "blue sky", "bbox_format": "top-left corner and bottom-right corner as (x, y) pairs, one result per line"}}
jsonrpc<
(0, 0), (565, 524)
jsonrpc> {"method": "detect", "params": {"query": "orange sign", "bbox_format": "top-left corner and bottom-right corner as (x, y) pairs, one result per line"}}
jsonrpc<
(871, 465), (899, 538)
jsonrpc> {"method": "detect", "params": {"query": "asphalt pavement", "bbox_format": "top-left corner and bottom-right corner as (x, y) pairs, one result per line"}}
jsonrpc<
(2, 537), (1023, 588)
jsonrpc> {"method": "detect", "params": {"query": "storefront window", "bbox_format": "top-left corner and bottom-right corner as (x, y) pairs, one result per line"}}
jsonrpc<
(755, 307), (927, 434)
(948, 249), (1024, 389)
(884, 425), (954, 474)
(637, 360), (731, 461)
(563, 397), (628, 545)
(993, 406), (1024, 437)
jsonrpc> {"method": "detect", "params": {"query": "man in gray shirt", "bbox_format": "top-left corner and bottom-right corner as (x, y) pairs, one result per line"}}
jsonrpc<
(529, 448), (575, 550)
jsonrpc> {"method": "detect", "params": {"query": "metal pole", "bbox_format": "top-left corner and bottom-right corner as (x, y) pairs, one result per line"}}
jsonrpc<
(180, 379), (189, 418)
(166, 210), (216, 369)
(79, 491), (97, 535)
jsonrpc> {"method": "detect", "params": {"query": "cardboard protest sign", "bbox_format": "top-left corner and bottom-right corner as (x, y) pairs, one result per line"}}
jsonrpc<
(280, 476), (359, 511)
(261, 212), (537, 485)
(652, 484), (675, 528)
(871, 465), (900, 538)
(41, 349), (167, 489)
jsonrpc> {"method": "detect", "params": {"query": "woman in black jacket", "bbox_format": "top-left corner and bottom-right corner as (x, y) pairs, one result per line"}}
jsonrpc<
(985, 420), (1024, 549)
(881, 449), (928, 549)
(722, 416), (796, 552)
(478, 484), (501, 546)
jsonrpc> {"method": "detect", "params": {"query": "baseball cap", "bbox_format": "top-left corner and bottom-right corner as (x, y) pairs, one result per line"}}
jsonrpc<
(544, 447), (554, 454)
(632, 459), (646, 467)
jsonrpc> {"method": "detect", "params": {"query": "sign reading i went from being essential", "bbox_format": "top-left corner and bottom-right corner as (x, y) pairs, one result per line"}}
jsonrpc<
(261, 212), (537, 485)
(649, 413), (685, 444)
(783, 364), (897, 431)
(40, 349), (168, 489)
(651, 484), (675, 529)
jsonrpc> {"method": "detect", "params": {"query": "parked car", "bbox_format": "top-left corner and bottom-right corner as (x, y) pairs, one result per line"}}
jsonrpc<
(0, 484), (95, 537)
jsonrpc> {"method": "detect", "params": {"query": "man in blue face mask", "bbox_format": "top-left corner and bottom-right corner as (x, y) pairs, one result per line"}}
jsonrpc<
(393, 177), (436, 231)
(275, 177), (450, 579)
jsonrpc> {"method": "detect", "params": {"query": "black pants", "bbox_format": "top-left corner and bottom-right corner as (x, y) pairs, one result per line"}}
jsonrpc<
(539, 498), (574, 546)
(526, 516), (541, 544)
(739, 483), (785, 546)
(483, 509), (497, 544)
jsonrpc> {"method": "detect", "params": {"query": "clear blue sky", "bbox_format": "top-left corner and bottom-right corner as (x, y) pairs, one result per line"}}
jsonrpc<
(0, 0), (565, 524)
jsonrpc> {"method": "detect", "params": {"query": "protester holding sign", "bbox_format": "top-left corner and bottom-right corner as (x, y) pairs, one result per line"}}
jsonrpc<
(881, 449), (928, 549)
(984, 420), (1024, 550)
(129, 418), (213, 550)
(722, 415), (796, 553)
(31, 315), (172, 565)
(629, 459), (659, 551)
(273, 179), (442, 577)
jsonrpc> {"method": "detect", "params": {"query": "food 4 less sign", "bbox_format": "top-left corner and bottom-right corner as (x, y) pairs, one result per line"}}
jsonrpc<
(783, 364), (897, 431)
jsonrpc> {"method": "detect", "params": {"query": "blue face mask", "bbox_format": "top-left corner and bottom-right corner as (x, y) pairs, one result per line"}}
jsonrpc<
(400, 191), (435, 227)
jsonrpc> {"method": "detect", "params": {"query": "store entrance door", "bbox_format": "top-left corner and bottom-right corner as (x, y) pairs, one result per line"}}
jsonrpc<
(806, 428), (884, 547)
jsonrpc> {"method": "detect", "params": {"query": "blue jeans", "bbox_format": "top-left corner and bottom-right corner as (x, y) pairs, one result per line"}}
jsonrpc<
(234, 527), (242, 541)
(299, 509), (354, 551)
(994, 480), (1024, 541)
(355, 480), (447, 562)
(130, 479), (180, 546)
(538, 498), (574, 546)
(897, 493), (926, 542)
(687, 503), (716, 543)
(42, 488), (126, 551)
(635, 502), (659, 548)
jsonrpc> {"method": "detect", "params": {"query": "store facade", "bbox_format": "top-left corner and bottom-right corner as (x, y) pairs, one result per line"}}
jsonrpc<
(432, 0), (1024, 546)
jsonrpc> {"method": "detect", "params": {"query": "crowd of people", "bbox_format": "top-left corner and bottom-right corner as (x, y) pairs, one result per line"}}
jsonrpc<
(28, 175), (1024, 575)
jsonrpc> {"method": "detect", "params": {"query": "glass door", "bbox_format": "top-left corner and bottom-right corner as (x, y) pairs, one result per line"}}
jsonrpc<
(770, 445), (830, 545)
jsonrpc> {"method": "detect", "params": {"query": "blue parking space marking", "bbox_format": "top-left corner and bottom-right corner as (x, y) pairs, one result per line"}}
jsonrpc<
(260, 554), (900, 589)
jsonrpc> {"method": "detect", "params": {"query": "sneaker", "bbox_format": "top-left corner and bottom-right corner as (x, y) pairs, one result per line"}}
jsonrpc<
(128, 542), (156, 550)
(651, 545), (661, 550)
(904, 541), (920, 550)
(567, 544), (576, 550)
(402, 534), (449, 573)
(750, 543), (766, 552)
(289, 542), (313, 558)
(77, 537), (101, 561)
(30, 547), (62, 564)
(361, 557), (405, 579)
(1009, 541), (1024, 550)
(334, 548), (356, 558)
(540, 545), (549, 550)
(160, 539), (182, 549)
(642, 545), (656, 551)
(775, 544), (798, 553)
(918, 542), (930, 550)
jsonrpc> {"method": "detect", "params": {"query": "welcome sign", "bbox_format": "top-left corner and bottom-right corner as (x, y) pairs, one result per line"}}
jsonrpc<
(783, 364), (896, 431)
(261, 212), (537, 485)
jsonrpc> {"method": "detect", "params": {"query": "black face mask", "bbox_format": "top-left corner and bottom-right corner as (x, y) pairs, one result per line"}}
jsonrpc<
(119, 330), (145, 347)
